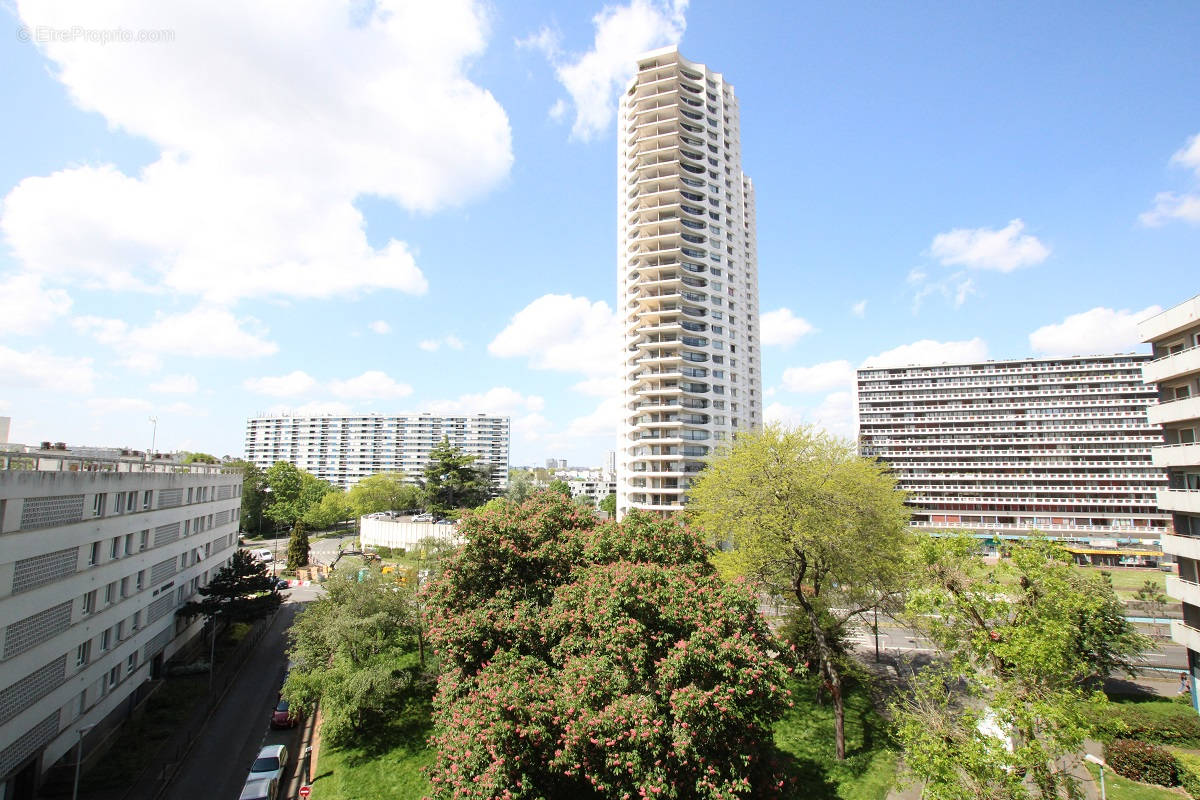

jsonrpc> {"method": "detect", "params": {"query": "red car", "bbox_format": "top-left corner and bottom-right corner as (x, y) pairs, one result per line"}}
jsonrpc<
(270, 697), (299, 729)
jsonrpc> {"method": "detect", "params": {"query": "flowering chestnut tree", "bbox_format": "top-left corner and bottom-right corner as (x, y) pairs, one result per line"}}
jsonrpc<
(423, 491), (792, 799)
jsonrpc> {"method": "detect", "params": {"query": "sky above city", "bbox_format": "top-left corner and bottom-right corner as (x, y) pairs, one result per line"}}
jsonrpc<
(1, 0), (1198, 466)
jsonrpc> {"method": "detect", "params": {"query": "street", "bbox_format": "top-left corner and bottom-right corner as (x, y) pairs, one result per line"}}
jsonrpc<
(162, 585), (322, 800)
(309, 533), (357, 566)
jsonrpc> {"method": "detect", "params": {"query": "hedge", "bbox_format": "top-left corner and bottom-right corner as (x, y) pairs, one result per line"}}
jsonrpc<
(1105, 739), (1178, 787)
(1097, 701), (1200, 748)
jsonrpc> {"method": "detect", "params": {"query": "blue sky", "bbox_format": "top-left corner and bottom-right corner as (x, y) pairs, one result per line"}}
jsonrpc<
(1, 0), (1197, 466)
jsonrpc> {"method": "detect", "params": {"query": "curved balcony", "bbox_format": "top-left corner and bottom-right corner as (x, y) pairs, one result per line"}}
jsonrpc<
(681, 218), (706, 230)
(680, 108), (703, 121)
(680, 175), (705, 188)
(681, 306), (706, 318)
(680, 319), (706, 332)
(680, 261), (706, 273)
(681, 162), (705, 175)
(680, 247), (706, 259)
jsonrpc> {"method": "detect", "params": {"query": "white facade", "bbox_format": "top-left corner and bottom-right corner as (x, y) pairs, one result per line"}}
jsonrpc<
(617, 47), (762, 517)
(857, 355), (1169, 542)
(567, 477), (617, 506)
(243, 413), (510, 491)
(0, 450), (241, 791)
(1139, 296), (1200, 711)
(359, 517), (460, 551)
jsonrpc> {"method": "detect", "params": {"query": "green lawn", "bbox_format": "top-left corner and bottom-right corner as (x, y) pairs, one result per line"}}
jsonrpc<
(310, 694), (434, 800)
(307, 673), (897, 800)
(773, 675), (898, 800)
(988, 563), (1166, 600)
(1085, 763), (1186, 800)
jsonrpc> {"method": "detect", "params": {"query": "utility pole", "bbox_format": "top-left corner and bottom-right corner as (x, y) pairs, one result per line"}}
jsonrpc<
(71, 724), (97, 800)
(147, 416), (158, 469)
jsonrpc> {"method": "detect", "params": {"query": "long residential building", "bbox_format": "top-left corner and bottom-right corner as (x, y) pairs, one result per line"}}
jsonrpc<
(616, 46), (762, 517)
(0, 445), (241, 796)
(857, 355), (1169, 545)
(1139, 296), (1200, 709)
(244, 413), (510, 491)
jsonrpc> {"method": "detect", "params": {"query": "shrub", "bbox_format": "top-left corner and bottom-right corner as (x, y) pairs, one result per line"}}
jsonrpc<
(1176, 751), (1200, 799)
(1105, 738), (1178, 786)
(374, 546), (394, 558)
(1103, 701), (1200, 748)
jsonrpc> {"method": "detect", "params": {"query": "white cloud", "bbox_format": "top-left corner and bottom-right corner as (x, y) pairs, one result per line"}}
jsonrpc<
(427, 387), (545, 416)
(150, 374), (198, 394)
(764, 392), (856, 439)
(88, 397), (153, 414)
(863, 338), (989, 368)
(3, 0), (512, 303)
(419, 334), (466, 352)
(851, 300), (867, 318)
(0, 345), (96, 393)
(75, 306), (277, 371)
(760, 308), (815, 347)
(929, 219), (1050, 272)
(489, 293), (620, 375)
(244, 371), (318, 397)
(0, 273), (72, 335)
(565, 395), (625, 438)
(910, 270), (977, 313)
(781, 360), (856, 394)
(526, 0), (688, 141)
(329, 371), (412, 401)
(1028, 305), (1161, 357)
(1140, 192), (1200, 227)
(368, 320), (391, 335)
(1171, 133), (1200, 176)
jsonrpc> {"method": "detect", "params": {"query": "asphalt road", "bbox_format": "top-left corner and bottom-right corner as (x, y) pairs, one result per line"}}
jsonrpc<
(163, 586), (322, 800)
(309, 534), (357, 566)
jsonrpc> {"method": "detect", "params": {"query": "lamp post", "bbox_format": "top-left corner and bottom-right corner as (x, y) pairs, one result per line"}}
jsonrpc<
(259, 485), (274, 575)
(1085, 753), (1107, 800)
(71, 723), (98, 800)
(208, 615), (218, 692)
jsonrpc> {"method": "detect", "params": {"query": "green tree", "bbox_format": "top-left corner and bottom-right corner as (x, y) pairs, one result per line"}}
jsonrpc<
(420, 437), (492, 516)
(286, 522), (310, 570)
(1135, 578), (1169, 637)
(599, 492), (616, 516)
(893, 533), (1148, 799)
(546, 478), (571, 498)
(182, 451), (219, 464)
(347, 472), (421, 516)
(283, 568), (422, 744)
(264, 461), (335, 528)
(178, 549), (281, 624)
(424, 492), (790, 799)
(505, 468), (536, 503)
(302, 490), (353, 531)
(687, 424), (912, 760)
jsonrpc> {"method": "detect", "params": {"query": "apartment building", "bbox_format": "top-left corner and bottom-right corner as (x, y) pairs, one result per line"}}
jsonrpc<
(1139, 296), (1200, 708)
(617, 46), (762, 516)
(243, 413), (510, 491)
(0, 446), (241, 795)
(857, 355), (1169, 545)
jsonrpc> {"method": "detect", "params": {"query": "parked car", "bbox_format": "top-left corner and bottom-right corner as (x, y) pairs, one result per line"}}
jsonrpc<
(412, 513), (435, 522)
(239, 777), (277, 800)
(435, 519), (455, 525)
(271, 696), (299, 729)
(248, 744), (288, 785)
(251, 548), (273, 563)
(273, 577), (290, 590)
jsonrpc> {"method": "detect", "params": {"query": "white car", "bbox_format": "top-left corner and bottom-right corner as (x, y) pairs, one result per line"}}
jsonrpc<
(248, 744), (288, 785)
(412, 513), (435, 522)
(239, 777), (277, 800)
(251, 548), (273, 563)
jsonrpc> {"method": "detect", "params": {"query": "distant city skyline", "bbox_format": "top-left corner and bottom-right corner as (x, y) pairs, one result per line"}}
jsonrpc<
(1, 2), (1197, 467)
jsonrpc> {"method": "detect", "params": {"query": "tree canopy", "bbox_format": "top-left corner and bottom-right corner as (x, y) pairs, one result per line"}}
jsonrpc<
(505, 469), (536, 503)
(178, 549), (280, 624)
(181, 451), (219, 464)
(687, 424), (912, 760)
(423, 491), (791, 799)
(283, 567), (422, 745)
(347, 472), (422, 516)
(421, 437), (492, 517)
(599, 492), (616, 516)
(264, 461), (336, 529)
(893, 533), (1148, 799)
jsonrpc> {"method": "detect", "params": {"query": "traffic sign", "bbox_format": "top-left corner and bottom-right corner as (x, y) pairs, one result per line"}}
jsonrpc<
(299, 786), (311, 799)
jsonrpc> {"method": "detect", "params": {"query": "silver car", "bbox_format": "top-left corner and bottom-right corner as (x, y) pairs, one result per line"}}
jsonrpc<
(248, 744), (288, 785)
(239, 776), (277, 800)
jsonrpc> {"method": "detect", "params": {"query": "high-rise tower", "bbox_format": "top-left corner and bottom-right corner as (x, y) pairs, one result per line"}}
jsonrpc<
(616, 47), (762, 517)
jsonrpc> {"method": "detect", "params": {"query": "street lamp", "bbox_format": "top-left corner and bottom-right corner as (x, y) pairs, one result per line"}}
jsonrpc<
(1085, 753), (1107, 800)
(71, 723), (98, 800)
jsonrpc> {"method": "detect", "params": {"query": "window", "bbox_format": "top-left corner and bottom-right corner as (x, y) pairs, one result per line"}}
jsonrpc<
(179, 553), (188, 570)
(75, 641), (91, 668)
(139, 530), (149, 551)
(183, 519), (190, 536)
(105, 582), (117, 604)
(187, 487), (194, 503)
(121, 576), (131, 597)
(127, 491), (137, 511)
(132, 610), (141, 631)
(111, 537), (121, 559)
(116, 620), (125, 640)
(101, 628), (112, 651)
(88, 541), (100, 567)
(1176, 385), (1192, 400)
(124, 533), (134, 555)
(142, 490), (152, 511)
(108, 665), (120, 688)
(136, 570), (145, 590)
(92, 494), (106, 518)
(114, 493), (125, 514)
(127, 652), (138, 672)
